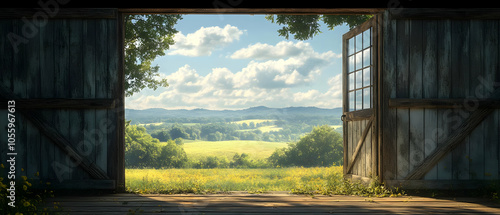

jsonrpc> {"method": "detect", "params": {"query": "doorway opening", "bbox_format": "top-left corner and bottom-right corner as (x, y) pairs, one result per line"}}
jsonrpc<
(120, 11), (375, 194)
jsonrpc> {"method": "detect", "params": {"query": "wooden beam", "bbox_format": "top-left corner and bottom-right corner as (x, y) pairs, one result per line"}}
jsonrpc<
(389, 98), (500, 109)
(118, 8), (385, 15)
(346, 118), (373, 174)
(404, 106), (496, 180)
(0, 8), (117, 19)
(389, 8), (500, 20)
(346, 109), (373, 121)
(0, 98), (116, 109)
(0, 84), (109, 180)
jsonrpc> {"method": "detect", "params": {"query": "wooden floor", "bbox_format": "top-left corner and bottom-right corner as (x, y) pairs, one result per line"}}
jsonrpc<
(44, 191), (500, 214)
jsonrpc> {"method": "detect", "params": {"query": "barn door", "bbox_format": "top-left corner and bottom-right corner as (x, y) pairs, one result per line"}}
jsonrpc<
(342, 16), (379, 179)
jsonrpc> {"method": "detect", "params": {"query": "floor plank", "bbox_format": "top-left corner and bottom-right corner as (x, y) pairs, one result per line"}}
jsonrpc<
(42, 192), (500, 214)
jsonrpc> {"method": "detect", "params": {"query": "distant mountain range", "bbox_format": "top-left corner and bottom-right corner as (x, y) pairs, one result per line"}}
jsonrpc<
(125, 106), (343, 122)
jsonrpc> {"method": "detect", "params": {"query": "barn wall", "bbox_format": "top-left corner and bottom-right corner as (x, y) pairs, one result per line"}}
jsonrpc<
(382, 11), (500, 183)
(0, 16), (120, 189)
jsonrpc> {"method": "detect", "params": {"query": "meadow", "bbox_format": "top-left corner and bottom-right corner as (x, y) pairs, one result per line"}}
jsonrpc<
(125, 166), (396, 197)
(165, 140), (289, 161)
(126, 166), (340, 194)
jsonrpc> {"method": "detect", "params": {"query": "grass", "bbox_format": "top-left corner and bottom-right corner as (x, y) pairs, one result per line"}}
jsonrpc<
(174, 140), (288, 161)
(126, 167), (337, 194)
(125, 166), (398, 197)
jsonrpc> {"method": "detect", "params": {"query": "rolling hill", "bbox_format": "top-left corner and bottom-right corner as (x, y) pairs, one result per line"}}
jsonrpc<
(125, 106), (343, 123)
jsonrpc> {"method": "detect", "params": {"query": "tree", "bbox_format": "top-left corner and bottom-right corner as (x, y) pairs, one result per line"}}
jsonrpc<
(151, 130), (171, 142)
(124, 14), (182, 97)
(265, 15), (372, 40)
(267, 125), (343, 167)
(158, 140), (188, 168)
(124, 121), (162, 168)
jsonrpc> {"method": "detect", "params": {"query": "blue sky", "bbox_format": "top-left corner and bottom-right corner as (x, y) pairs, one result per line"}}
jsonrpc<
(125, 14), (350, 110)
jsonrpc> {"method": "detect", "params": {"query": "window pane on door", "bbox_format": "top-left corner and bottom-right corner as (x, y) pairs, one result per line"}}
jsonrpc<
(363, 48), (370, 68)
(348, 37), (355, 55)
(356, 90), (363, 111)
(363, 68), (370, 87)
(349, 91), (355, 111)
(355, 52), (362, 70)
(349, 73), (355, 91)
(348, 55), (355, 72)
(363, 87), (371, 109)
(355, 70), (363, 90)
(355, 34), (362, 53)
(363, 28), (371, 49)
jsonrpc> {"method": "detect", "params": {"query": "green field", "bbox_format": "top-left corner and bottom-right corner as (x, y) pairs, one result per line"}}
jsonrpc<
(174, 140), (288, 161)
(231, 119), (276, 125)
(126, 166), (340, 194)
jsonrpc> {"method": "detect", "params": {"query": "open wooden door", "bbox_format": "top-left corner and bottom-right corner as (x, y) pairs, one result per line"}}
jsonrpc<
(342, 16), (379, 181)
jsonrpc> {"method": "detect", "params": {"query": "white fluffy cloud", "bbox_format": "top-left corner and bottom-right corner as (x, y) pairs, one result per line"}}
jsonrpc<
(126, 41), (343, 110)
(168, 25), (244, 56)
(230, 41), (341, 60)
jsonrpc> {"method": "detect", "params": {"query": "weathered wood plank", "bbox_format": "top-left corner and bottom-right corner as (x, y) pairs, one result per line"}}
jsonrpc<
(68, 18), (88, 180)
(115, 12), (127, 191)
(468, 20), (485, 180)
(436, 20), (453, 180)
(451, 20), (470, 180)
(0, 8), (117, 19)
(408, 20), (424, 175)
(53, 19), (71, 181)
(11, 19), (28, 180)
(41, 193), (500, 214)
(389, 98), (500, 108)
(0, 19), (13, 178)
(95, 19), (108, 173)
(365, 120), (372, 177)
(422, 20), (438, 180)
(483, 20), (499, 180)
(381, 11), (397, 181)
(0, 84), (109, 180)
(360, 120), (366, 177)
(25, 18), (41, 180)
(107, 18), (119, 181)
(0, 98), (116, 109)
(396, 109), (410, 179)
(39, 20), (56, 180)
(395, 19), (410, 180)
(83, 19), (97, 179)
(405, 106), (497, 180)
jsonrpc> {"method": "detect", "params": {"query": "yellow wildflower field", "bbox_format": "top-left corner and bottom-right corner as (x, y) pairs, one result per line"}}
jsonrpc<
(126, 166), (343, 194)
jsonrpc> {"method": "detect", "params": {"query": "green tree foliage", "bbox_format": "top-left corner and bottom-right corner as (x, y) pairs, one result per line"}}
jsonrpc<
(124, 14), (182, 97)
(151, 130), (171, 142)
(265, 15), (372, 40)
(125, 121), (188, 168)
(125, 121), (161, 167)
(268, 125), (343, 167)
(158, 140), (188, 168)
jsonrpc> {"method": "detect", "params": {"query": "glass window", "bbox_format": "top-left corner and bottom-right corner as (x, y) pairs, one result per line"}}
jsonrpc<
(363, 87), (371, 109)
(348, 37), (355, 56)
(348, 73), (355, 91)
(349, 91), (355, 112)
(348, 55), (355, 73)
(356, 90), (363, 111)
(355, 34), (362, 53)
(363, 28), (371, 49)
(363, 49), (370, 68)
(363, 68), (370, 87)
(346, 28), (373, 112)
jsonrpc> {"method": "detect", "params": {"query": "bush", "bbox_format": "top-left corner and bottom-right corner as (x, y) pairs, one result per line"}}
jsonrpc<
(267, 125), (343, 167)
(158, 140), (189, 168)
